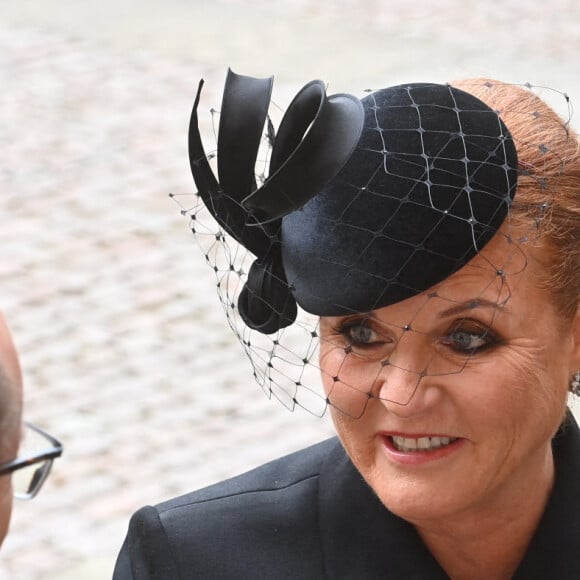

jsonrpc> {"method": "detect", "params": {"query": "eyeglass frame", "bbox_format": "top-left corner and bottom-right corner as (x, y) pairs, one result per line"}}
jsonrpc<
(0, 422), (63, 499)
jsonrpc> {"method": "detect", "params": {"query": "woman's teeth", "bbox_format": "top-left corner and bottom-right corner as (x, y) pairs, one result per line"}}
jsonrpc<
(391, 435), (457, 452)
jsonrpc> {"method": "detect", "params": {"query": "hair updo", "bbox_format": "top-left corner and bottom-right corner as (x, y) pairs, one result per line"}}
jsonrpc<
(454, 79), (580, 321)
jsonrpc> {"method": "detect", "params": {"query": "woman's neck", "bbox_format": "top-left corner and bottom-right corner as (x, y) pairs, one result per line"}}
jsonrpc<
(414, 446), (555, 580)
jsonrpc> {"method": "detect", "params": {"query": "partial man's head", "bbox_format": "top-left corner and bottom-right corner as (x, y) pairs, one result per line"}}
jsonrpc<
(0, 313), (23, 545)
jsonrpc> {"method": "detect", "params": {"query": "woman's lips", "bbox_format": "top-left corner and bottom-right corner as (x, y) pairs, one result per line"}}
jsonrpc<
(379, 433), (465, 465)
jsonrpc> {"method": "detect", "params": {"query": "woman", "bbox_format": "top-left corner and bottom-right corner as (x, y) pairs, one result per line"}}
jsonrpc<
(114, 71), (580, 579)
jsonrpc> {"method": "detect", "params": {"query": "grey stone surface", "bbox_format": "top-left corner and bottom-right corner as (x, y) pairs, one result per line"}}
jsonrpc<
(0, 1), (578, 578)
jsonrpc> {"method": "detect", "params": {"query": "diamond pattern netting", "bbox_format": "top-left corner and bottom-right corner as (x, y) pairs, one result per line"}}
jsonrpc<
(173, 80), (573, 419)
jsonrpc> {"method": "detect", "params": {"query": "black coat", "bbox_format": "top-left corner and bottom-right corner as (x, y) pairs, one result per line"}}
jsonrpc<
(114, 414), (580, 579)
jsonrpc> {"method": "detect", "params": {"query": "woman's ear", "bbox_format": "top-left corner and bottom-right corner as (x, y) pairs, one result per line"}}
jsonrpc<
(571, 304), (580, 371)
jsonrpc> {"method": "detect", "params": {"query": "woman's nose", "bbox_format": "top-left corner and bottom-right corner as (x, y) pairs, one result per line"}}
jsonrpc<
(376, 363), (425, 407)
(374, 336), (440, 413)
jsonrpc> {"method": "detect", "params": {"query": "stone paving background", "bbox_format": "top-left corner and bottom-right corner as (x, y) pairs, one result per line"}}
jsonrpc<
(0, 1), (578, 578)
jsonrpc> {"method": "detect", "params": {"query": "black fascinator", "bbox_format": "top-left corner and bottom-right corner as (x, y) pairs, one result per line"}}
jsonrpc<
(188, 70), (517, 333)
(177, 71), (569, 416)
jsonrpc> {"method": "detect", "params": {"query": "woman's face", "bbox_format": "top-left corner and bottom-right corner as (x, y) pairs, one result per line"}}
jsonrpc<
(319, 233), (580, 525)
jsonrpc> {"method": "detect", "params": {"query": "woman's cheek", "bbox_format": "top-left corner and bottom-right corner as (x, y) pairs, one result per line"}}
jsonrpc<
(320, 347), (381, 419)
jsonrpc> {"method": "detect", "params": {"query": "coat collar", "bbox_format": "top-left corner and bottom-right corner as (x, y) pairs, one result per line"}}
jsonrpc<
(514, 412), (580, 579)
(318, 412), (580, 579)
(318, 441), (448, 579)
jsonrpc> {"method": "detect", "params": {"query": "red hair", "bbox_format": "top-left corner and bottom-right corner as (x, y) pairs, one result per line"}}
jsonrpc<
(453, 79), (580, 320)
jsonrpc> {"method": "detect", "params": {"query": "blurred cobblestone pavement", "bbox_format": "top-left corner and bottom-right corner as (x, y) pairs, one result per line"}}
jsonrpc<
(0, 1), (578, 578)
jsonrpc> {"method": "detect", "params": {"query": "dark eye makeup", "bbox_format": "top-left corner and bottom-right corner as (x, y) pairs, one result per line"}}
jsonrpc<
(440, 319), (501, 354)
(331, 316), (501, 356)
(332, 317), (389, 349)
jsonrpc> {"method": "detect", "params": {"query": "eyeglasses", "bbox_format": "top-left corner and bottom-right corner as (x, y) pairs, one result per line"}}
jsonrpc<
(0, 422), (63, 500)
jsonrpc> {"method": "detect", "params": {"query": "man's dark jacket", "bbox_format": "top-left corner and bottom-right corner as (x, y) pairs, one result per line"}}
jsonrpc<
(113, 414), (580, 579)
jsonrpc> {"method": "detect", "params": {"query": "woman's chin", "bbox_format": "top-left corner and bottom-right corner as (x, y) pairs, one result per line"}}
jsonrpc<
(361, 450), (473, 524)
(371, 475), (464, 524)
(402, 499), (457, 525)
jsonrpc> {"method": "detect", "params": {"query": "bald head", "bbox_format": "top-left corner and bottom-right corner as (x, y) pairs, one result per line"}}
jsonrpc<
(0, 313), (23, 545)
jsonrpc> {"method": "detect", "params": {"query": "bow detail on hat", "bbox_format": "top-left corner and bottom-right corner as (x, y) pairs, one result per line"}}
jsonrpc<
(237, 244), (297, 335)
(188, 69), (364, 333)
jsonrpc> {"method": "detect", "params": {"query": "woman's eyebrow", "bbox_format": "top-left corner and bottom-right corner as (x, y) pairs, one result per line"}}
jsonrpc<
(438, 298), (506, 318)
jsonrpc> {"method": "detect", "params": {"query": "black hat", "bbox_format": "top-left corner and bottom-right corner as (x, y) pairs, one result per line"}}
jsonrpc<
(188, 70), (518, 333)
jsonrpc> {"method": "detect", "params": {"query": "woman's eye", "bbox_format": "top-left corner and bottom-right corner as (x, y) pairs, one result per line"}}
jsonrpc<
(443, 323), (498, 354)
(347, 324), (377, 345)
(333, 320), (383, 349)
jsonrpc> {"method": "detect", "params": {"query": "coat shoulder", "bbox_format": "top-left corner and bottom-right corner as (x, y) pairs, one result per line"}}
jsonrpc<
(157, 436), (339, 515)
(115, 437), (341, 579)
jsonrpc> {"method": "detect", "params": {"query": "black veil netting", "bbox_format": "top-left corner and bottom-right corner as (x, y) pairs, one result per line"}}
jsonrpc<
(172, 70), (572, 418)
